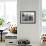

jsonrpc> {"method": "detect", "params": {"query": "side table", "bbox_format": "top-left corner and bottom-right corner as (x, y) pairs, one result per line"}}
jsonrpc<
(0, 30), (3, 42)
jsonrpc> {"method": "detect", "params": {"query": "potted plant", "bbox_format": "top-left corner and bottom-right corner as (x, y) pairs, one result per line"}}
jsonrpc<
(0, 18), (5, 27)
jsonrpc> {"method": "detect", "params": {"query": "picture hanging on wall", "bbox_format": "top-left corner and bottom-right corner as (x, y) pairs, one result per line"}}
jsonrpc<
(20, 11), (36, 24)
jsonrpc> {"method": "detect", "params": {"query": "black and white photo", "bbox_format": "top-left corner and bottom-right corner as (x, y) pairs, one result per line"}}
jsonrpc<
(20, 11), (36, 24)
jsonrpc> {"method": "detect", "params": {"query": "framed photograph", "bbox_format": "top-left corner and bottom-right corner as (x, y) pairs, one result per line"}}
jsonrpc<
(20, 11), (36, 24)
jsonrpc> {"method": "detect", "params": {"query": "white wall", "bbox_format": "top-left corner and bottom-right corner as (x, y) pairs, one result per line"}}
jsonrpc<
(17, 0), (42, 46)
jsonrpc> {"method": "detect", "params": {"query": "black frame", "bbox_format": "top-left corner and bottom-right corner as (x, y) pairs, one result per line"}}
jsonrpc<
(20, 11), (36, 24)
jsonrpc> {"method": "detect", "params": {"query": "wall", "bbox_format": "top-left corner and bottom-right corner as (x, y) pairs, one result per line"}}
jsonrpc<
(17, 0), (42, 46)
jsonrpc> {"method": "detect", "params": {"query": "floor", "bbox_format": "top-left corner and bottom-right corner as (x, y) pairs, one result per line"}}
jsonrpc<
(0, 41), (45, 46)
(0, 42), (41, 46)
(0, 41), (5, 46)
